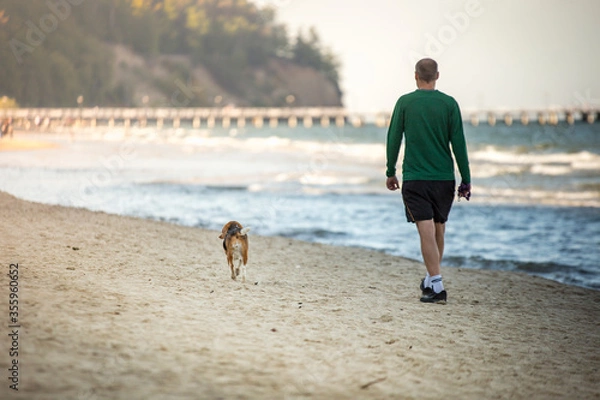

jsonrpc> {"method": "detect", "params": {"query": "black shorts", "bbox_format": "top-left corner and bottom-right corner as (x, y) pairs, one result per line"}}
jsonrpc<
(401, 180), (455, 223)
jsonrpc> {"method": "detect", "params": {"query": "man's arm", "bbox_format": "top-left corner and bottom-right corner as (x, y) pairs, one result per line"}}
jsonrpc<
(449, 101), (471, 184)
(386, 99), (404, 178)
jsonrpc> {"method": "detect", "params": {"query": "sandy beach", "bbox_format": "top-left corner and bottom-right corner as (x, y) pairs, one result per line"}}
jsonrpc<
(0, 190), (598, 400)
(0, 137), (58, 152)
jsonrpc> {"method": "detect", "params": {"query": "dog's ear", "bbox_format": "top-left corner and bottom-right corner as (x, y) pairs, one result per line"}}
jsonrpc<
(220, 222), (232, 239)
(240, 227), (250, 235)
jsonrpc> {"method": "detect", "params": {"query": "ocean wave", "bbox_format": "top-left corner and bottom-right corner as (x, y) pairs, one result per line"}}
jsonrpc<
(473, 187), (600, 207)
(444, 255), (600, 290)
(470, 146), (600, 168)
(279, 227), (350, 240)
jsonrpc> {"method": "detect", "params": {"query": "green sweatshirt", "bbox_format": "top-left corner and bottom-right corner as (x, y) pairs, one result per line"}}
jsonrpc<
(386, 89), (471, 184)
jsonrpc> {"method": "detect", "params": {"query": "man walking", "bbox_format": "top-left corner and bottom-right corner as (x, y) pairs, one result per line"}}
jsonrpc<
(385, 58), (471, 304)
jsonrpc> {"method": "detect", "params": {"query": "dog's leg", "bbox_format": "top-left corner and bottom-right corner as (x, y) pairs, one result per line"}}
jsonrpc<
(235, 257), (245, 283)
(240, 262), (246, 283)
(230, 262), (236, 280)
(227, 254), (236, 280)
(241, 244), (248, 283)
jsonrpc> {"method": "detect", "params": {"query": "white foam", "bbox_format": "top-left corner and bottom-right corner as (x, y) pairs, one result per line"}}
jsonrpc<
(472, 147), (600, 165)
(530, 164), (573, 176)
(471, 147), (600, 177)
(299, 174), (370, 186)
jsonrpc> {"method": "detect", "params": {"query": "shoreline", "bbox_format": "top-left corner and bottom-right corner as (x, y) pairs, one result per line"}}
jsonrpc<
(1, 191), (599, 399)
(3, 185), (599, 292)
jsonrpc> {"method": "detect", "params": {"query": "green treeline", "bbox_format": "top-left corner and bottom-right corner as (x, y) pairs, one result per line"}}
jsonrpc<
(0, 0), (341, 107)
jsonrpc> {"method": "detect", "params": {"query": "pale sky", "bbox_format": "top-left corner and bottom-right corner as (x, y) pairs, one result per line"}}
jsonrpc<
(266, 0), (600, 113)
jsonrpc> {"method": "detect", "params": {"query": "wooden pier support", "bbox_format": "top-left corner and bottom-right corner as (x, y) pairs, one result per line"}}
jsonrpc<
(207, 116), (215, 128)
(303, 116), (313, 128)
(470, 114), (479, 126)
(538, 113), (546, 125)
(350, 115), (364, 128)
(374, 114), (387, 128)
(586, 112), (596, 124)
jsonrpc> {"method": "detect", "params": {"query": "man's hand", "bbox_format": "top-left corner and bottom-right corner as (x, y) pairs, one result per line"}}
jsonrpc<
(386, 176), (400, 191)
(458, 182), (471, 201)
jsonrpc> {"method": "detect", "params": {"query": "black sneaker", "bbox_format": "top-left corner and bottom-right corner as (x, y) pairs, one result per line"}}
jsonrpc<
(420, 290), (447, 304)
(420, 279), (433, 295)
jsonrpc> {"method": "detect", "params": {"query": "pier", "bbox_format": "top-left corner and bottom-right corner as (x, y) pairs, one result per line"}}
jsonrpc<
(1, 106), (598, 130)
(0, 107), (349, 130)
(460, 107), (600, 127)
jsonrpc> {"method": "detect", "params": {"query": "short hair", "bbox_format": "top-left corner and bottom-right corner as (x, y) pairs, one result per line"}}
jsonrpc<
(415, 58), (438, 83)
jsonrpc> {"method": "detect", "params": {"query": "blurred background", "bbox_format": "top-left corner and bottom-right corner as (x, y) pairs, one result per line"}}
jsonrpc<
(1, 0), (599, 112)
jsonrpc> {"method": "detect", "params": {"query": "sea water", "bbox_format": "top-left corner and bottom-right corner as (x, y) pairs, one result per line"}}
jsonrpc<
(1, 121), (599, 290)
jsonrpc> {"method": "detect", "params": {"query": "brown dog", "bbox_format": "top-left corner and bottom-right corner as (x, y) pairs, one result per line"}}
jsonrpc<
(218, 221), (250, 282)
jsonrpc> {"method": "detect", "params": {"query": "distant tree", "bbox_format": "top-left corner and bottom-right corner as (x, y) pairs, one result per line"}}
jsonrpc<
(292, 27), (341, 90)
(292, 28), (323, 68)
(0, 0), (342, 106)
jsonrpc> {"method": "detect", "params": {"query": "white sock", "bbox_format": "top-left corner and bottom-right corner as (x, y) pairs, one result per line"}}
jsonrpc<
(423, 272), (432, 288)
(431, 275), (444, 293)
